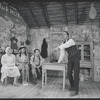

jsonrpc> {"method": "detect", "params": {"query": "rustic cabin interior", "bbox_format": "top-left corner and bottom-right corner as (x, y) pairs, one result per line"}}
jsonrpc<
(0, 0), (100, 98)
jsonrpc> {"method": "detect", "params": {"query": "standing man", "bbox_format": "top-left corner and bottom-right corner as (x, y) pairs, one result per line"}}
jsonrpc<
(54, 31), (80, 96)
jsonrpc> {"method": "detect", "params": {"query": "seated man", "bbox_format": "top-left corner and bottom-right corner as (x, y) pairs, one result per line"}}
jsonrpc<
(1, 47), (20, 86)
(30, 49), (45, 84)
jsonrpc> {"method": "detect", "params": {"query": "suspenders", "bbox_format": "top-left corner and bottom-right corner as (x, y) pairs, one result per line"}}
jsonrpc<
(32, 55), (40, 66)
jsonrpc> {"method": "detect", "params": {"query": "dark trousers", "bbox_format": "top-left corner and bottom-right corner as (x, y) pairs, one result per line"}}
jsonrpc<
(67, 59), (80, 93)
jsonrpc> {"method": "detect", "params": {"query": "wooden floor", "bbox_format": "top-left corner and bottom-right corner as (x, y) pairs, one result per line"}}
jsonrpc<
(0, 76), (100, 98)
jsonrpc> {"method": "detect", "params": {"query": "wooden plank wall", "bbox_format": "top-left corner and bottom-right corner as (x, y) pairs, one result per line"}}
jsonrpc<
(29, 2), (100, 81)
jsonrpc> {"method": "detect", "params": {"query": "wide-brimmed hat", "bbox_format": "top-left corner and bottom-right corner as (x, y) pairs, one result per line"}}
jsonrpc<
(18, 45), (26, 51)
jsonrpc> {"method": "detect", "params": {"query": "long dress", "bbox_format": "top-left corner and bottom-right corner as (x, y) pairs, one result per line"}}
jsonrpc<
(1, 54), (20, 82)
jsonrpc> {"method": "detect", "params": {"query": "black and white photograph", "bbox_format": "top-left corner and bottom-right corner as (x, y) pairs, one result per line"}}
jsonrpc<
(0, 0), (100, 98)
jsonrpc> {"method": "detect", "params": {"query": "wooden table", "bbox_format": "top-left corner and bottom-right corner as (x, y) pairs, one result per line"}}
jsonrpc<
(42, 62), (67, 91)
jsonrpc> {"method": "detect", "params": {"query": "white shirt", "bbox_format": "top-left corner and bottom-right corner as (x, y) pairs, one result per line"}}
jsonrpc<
(59, 39), (75, 49)
(1, 54), (15, 66)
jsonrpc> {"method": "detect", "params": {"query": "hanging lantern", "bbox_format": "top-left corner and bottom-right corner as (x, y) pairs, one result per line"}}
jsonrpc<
(89, 2), (97, 20)
(25, 37), (30, 45)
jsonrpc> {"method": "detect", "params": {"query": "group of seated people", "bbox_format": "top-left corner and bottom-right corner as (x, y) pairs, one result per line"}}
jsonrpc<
(0, 46), (45, 86)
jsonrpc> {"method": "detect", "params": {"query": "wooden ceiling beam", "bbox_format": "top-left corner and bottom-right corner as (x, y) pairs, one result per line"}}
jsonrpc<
(74, 1), (79, 24)
(62, 2), (68, 25)
(6, 3), (28, 25)
(28, 3), (40, 28)
(39, 2), (50, 28)
(12, 3), (30, 28)
(5, 1), (30, 28)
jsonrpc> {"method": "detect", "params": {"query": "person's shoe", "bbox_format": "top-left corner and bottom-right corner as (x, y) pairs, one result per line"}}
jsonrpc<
(22, 82), (26, 85)
(70, 91), (78, 96)
(68, 87), (74, 91)
(25, 83), (28, 85)
(23, 83), (28, 86)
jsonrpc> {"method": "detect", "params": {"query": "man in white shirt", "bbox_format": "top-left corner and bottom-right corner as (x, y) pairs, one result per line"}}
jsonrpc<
(54, 31), (80, 96)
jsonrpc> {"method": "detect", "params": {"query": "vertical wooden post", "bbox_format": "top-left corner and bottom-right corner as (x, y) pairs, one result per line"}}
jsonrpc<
(42, 66), (44, 88)
(45, 69), (47, 85)
(91, 20), (94, 81)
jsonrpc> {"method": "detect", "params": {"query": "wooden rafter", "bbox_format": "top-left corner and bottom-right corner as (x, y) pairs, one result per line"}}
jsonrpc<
(14, 3), (30, 28)
(5, 1), (30, 28)
(39, 2), (50, 28)
(74, 1), (79, 24)
(28, 3), (40, 28)
(62, 2), (68, 25)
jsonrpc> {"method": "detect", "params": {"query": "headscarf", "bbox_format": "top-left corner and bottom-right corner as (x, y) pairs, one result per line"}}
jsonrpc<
(5, 47), (11, 54)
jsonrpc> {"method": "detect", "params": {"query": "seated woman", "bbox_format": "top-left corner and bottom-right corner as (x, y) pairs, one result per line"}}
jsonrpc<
(16, 45), (29, 85)
(1, 47), (20, 85)
(30, 49), (45, 84)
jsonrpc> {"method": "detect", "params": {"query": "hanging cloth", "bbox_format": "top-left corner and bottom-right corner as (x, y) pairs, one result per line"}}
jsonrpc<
(25, 37), (30, 45)
(89, 2), (97, 19)
(40, 38), (48, 58)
